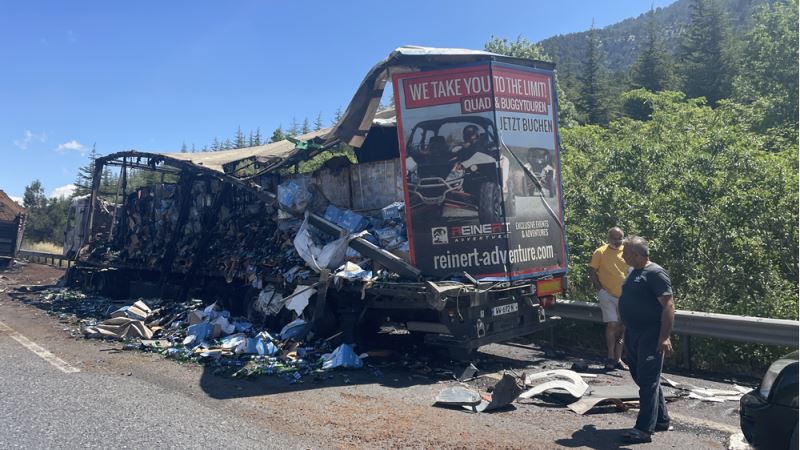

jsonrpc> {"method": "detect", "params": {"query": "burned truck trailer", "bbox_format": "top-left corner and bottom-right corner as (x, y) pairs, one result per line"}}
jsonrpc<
(68, 47), (569, 355)
(0, 190), (26, 267)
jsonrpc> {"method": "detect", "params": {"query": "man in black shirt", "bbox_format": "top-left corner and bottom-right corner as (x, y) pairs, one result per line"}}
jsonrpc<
(618, 236), (675, 444)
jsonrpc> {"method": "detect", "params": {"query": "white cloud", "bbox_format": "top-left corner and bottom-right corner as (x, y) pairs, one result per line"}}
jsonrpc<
(55, 140), (87, 156)
(9, 196), (23, 205)
(49, 184), (76, 199)
(14, 130), (47, 149)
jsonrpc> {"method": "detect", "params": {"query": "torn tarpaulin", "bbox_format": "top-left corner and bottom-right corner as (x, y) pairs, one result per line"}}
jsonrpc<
(83, 317), (154, 340)
(321, 343), (364, 369)
(294, 213), (349, 272)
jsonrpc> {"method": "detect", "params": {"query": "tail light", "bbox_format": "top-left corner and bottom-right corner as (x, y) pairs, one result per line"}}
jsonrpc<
(539, 295), (556, 309)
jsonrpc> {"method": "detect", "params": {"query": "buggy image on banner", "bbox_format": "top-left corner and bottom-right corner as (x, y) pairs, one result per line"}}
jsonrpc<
(393, 62), (567, 280)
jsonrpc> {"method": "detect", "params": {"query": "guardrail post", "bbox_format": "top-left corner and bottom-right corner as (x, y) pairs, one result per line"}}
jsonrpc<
(681, 336), (691, 370)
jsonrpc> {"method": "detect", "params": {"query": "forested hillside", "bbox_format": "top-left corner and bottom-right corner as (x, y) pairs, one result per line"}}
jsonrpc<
(488, 0), (797, 373)
(539, 0), (775, 73)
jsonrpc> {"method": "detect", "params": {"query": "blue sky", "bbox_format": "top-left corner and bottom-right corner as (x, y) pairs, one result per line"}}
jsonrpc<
(0, 0), (675, 201)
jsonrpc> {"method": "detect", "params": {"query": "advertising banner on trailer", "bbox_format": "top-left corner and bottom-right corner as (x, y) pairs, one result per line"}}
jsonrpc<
(393, 61), (567, 280)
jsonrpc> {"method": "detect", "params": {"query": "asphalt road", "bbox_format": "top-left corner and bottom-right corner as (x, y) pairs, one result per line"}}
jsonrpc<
(0, 263), (756, 449)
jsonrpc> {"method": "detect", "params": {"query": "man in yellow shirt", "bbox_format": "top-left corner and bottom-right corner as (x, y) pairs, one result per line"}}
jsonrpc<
(588, 227), (629, 370)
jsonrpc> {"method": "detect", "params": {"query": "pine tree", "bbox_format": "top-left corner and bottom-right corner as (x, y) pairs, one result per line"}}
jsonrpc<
(210, 137), (221, 152)
(234, 126), (246, 148)
(331, 107), (344, 126)
(73, 144), (99, 197)
(180, 142), (188, 153)
(270, 126), (285, 143)
(288, 118), (300, 136)
(631, 8), (675, 92)
(577, 24), (611, 125)
(678, 0), (736, 106)
(313, 112), (324, 131)
(301, 118), (310, 134)
(253, 127), (262, 146)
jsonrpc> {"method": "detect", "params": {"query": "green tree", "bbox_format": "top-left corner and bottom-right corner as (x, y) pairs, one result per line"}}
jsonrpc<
(270, 126), (285, 143)
(253, 127), (262, 146)
(732, 0), (799, 131)
(180, 142), (188, 153)
(23, 180), (46, 209)
(484, 36), (579, 128)
(560, 89), (798, 372)
(678, 0), (736, 106)
(301, 118), (311, 134)
(331, 107), (344, 126)
(288, 117), (300, 136)
(21, 180), (70, 245)
(234, 126), (246, 148)
(577, 25), (611, 125)
(73, 144), (99, 197)
(210, 137), (221, 152)
(313, 112), (324, 131)
(630, 8), (675, 92)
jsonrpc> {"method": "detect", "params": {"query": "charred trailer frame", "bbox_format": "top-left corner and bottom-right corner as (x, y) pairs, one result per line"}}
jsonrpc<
(0, 191), (26, 268)
(66, 47), (568, 357)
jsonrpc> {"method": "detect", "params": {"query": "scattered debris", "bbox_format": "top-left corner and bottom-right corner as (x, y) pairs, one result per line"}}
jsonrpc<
(434, 386), (482, 407)
(462, 373), (525, 413)
(661, 376), (750, 402)
(520, 369), (589, 399)
(457, 363), (479, 382)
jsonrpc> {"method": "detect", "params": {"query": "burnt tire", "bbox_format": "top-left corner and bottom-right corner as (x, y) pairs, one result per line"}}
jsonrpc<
(479, 181), (502, 224)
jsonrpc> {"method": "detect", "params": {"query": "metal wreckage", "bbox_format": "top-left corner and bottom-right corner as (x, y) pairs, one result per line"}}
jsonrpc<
(64, 47), (569, 358)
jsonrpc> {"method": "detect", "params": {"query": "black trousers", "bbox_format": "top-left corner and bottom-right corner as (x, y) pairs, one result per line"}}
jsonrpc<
(624, 326), (670, 433)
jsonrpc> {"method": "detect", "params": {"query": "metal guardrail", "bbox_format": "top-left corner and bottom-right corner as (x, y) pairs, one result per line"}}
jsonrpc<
(551, 299), (799, 347)
(17, 250), (71, 269)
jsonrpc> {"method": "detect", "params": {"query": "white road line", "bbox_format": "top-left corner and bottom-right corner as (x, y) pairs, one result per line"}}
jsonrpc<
(0, 320), (80, 374)
(668, 411), (740, 434)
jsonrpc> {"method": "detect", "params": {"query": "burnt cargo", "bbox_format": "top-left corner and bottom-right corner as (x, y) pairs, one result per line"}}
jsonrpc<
(0, 190), (26, 267)
(66, 47), (568, 356)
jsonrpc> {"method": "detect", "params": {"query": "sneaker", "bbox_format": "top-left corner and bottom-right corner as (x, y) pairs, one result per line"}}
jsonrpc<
(604, 358), (617, 371)
(615, 360), (629, 371)
(621, 428), (652, 444)
(654, 421), (673, 432)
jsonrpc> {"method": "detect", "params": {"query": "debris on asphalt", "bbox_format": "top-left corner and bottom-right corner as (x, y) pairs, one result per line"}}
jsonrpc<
(462, 372), (525, 413)
(566, 385), (641, 415)
(434, 386), (482, 407)
(661, 376), (750, 402)
(520, 369), (589, 399)
(457, 363), (479, 382)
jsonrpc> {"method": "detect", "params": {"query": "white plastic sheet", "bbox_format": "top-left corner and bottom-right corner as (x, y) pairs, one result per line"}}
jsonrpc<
(294, 213), (349, 272)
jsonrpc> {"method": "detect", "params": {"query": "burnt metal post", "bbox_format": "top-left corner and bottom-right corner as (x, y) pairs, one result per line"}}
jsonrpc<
(85, 155), (106, 247)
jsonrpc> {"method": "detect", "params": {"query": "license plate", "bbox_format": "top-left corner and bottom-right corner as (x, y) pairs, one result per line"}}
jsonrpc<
(492, 303), (518, 316)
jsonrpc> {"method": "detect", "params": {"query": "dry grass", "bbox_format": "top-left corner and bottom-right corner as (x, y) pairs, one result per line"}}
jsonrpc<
(21, 241), (63, 254)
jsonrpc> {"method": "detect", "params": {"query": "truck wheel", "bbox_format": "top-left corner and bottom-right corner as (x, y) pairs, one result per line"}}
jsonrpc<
(479, 182), (502, 223)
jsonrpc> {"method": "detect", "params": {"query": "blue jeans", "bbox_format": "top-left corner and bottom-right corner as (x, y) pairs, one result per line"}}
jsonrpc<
(624, 326), (670, 433)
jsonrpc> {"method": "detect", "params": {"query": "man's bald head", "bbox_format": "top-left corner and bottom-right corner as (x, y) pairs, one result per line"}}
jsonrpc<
(607, 227), (624, 249)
